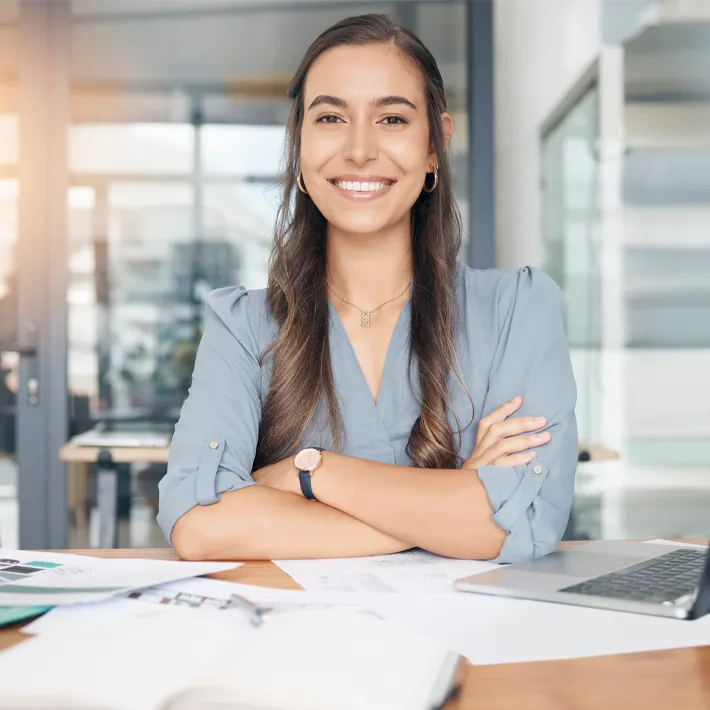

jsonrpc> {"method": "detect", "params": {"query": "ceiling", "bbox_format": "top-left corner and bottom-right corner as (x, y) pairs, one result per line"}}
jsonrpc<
(1, 2), (466, 87)
(0, 1), (468, 121)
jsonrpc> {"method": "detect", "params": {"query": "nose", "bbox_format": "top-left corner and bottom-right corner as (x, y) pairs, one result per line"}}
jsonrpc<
(346, 121), (378, 165)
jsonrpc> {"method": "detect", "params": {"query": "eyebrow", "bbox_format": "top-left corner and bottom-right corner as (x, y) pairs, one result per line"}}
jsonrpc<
(307, 95), (418, 111)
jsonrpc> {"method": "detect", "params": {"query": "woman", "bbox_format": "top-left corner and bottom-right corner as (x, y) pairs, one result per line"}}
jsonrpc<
(158, 14), (578, 563)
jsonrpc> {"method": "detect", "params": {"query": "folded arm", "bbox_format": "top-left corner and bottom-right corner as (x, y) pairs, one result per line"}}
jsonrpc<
(171, 485), (411, 561)
(296, 454), (505, 559)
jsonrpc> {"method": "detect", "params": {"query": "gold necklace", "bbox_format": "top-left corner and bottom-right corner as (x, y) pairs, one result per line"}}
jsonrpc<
(325, 278), (411, 328)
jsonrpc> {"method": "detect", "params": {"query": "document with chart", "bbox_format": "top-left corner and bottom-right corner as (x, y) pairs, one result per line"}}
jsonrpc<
(0, 549), (240, 606)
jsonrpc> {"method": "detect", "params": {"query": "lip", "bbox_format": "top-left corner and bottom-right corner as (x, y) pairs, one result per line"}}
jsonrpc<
(329, 174), (397, 183)
(328, 175), (397, 202)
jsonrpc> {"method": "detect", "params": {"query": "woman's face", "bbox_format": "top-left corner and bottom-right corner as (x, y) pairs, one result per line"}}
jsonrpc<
(299, 43), (452, 236)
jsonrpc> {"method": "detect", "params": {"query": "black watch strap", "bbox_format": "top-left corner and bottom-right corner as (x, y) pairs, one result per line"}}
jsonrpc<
(298, 471), (317, 501)
(296, 447), (324, 501)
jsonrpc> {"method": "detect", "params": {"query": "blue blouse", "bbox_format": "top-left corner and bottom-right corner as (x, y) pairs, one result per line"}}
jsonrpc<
(157, 264), (578, 563)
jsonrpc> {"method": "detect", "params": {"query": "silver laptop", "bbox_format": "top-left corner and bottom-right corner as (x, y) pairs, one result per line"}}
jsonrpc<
(454, 540), (710, 620)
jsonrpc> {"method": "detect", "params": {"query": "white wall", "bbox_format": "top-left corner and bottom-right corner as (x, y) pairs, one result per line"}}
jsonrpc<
(494, 0), (601, 268)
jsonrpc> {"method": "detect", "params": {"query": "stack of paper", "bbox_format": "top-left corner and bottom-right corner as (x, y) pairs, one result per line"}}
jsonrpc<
(0, 548), (240, 606)
(0, 548), (240, 628)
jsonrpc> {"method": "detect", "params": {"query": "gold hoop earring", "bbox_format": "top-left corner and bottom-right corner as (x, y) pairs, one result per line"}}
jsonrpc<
(296, 171), (308, 195)
(422, 166), (438, 193)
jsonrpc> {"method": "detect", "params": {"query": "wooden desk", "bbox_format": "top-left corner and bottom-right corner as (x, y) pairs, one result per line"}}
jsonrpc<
(1, 546), (709, 709)
(577, 442), (620, 462)
(59, 443), (169, 465)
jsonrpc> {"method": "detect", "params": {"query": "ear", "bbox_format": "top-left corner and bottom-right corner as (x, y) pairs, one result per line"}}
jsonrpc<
(428, 112), (454, 169)
(441, 112), (453, 148)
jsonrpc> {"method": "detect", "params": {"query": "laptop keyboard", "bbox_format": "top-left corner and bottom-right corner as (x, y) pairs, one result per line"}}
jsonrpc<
(560, 549), (705, 604)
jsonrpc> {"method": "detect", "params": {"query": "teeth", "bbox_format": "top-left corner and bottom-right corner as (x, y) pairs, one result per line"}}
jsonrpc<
(334, 180), (391, 192)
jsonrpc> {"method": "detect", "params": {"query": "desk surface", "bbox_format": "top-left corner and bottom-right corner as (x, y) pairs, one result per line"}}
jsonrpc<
(59, 442), (170, 464)
(2, 546), (710, 709)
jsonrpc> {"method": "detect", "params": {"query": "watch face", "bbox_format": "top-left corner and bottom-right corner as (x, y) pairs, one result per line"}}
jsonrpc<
(294, 447), (321, 472)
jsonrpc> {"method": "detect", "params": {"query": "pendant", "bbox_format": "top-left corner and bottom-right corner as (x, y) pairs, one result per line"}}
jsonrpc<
(360, 311), (371, 328)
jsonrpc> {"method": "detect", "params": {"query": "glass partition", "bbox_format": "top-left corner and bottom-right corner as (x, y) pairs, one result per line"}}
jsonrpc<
(542, 84), (603, 451)
(542, 26), (710, 540)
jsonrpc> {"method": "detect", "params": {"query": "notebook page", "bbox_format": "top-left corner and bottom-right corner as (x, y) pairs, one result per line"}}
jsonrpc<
(0, 609), (246, 710)
(170, 608), (459, 710)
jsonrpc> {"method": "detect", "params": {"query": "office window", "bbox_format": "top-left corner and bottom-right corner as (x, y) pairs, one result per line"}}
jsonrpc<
(70, 124), (193, 175)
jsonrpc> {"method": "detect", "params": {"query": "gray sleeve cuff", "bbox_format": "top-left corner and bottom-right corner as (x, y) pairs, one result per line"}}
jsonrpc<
(476, 461), (549, 563)
(157, 436), (257, 543)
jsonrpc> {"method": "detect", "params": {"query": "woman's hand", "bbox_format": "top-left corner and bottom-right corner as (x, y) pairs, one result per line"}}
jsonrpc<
(252, 456), (301, 496)
(463, 396), (551, 470)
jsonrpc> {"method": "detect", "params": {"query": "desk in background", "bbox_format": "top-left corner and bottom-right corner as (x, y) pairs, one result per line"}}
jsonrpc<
(0, 543), (708, 710)
(60, 441), (169, 549)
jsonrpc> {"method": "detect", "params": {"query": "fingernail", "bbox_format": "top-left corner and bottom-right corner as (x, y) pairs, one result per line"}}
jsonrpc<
(512, 396), (522, 404)
(534, 417), (546, 424)
(539, 432), (551, 441)
(527, 451), (536, 459)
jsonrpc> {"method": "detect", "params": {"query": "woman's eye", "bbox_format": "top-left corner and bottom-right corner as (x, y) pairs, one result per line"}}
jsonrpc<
(380, 116), (408, 125)
(316, 115), (343, 124)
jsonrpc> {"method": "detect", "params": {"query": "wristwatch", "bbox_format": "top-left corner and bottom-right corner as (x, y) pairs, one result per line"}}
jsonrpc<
(294, 447), (324, 501)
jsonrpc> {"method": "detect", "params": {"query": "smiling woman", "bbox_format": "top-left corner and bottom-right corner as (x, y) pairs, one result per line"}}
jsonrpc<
(297, 42), (448, 238)
(159, 13), (579, 565)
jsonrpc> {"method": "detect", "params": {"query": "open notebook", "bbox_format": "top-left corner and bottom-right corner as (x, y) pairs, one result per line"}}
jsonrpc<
(0, 606), (460, 710)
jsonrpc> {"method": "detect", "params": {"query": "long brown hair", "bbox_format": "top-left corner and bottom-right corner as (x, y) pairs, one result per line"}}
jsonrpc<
(254, 13), (466, 470)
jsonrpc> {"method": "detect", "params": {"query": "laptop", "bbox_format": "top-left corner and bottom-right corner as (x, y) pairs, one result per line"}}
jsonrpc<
(454, 540), (710, 620)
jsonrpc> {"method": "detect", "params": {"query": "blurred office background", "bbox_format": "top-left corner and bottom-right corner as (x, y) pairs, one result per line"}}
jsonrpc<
(0, 0), (708, 549)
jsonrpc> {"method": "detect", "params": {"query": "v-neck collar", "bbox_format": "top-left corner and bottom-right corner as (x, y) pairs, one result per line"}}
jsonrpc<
(328, 298), (411, 414)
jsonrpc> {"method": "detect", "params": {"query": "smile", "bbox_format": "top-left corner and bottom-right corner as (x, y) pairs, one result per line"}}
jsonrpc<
(328, 176), (396, 201)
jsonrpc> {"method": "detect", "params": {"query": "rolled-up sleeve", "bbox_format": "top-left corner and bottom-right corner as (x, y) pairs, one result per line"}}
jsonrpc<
(476, 267), (578, 563)
(157, 286), (261, 543)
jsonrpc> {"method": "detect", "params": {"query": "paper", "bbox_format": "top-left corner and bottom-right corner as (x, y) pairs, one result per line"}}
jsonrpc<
(0, 548), (240, 606)
(24, 577), (333, 635)
(5, 610), (244, 710)
(24, 578), (251, 635)
(24, 539), (710, 665)
(273, 548), (498, 593)
(8, 602), (457, 710)
(26, 572), (710, 666)
(208, 579), (710, 666)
